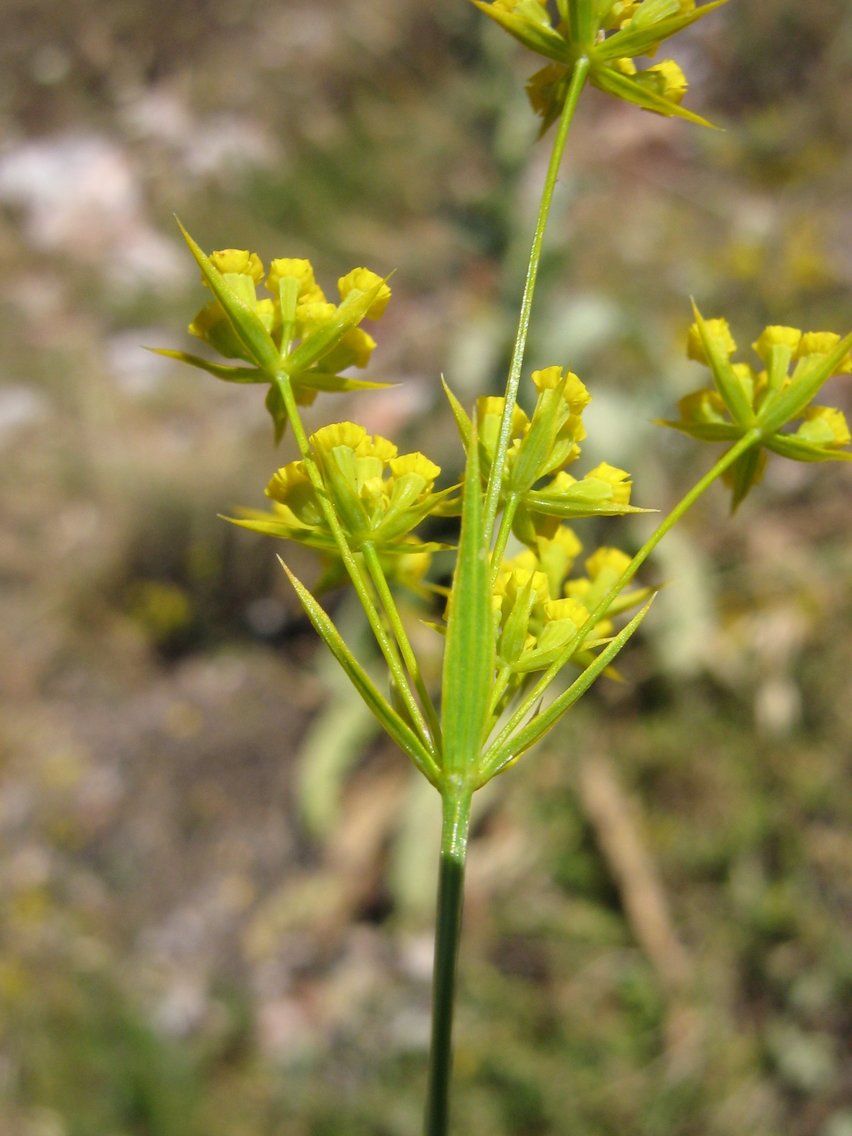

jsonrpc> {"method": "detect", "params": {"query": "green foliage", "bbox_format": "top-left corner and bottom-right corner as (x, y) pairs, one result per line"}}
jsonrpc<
(4, 967), (202, 1136)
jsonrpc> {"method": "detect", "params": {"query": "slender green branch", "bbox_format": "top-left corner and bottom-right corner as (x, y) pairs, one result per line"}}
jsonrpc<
(483, 56), (591, 545)
(489, 492), (521, 586)
(592, 428), (764, 618)
(424, 782), (474, 1136)
(361, 540), (442, 746)
(275, 373), (438, 759)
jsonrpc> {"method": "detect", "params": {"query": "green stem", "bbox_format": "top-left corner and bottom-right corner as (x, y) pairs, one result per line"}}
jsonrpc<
(597, 429), (764, 613)
(275, 374), (438, 759)
(489, 492), (520, 586)
(361, 541), (442, 746)
(424, 782), (473, 1136)
(483, 56), (591, 546)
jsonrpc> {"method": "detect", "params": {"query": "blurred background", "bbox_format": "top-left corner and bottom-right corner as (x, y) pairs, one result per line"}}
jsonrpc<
(1, 0), (851, 1133)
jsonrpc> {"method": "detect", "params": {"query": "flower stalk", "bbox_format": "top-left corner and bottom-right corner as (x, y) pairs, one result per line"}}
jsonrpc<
(483, 54), (590, 544)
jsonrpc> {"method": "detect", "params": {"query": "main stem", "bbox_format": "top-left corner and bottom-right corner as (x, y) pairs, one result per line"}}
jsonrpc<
(423, 59), (591, 1136)
(424, 782), (474, 1136)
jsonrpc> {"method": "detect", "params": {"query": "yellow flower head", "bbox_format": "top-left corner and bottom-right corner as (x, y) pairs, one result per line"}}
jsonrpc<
(240, 422), (446, 556)
(492, 536), (646, 678)
(687, 317), (736, 364)
(266, 258), (325, 304)
(168, 225), (395, 441)
(512, 455), (639, 548)
(796, 332), (852, 372)
(473, 0), (726, 130)
(795, 406), (851, 448)
(663, 308), (852, 508)
(752, 325), (802, 364)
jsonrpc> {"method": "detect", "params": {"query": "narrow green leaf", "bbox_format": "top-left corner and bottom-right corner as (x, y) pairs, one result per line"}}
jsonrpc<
(442, 378), (473, 452)
(296, 371), (393, 394)
(147, 348), (267, 383)
(568, 0), (593, 46)
(728, 448), (766, 511)
(265, 383), (289, 443)
(280, 559), (441, 786)
(477, 595), (655, 784)
(522, 494), (650, 519)
(591, 66), (715, 128)
(656, 418), (742, 443)
(765, 436), (852, 463)
(440, 426), (495, 779)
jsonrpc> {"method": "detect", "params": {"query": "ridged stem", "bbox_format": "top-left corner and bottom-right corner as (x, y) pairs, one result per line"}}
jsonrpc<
(423, 783), (474, 1136)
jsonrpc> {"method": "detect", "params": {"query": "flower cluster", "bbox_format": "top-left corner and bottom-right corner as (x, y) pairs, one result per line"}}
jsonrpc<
(232, 421), (450, 581)
(472, 0), (726, 129)
(663, 312), (852, 507)
(485, 525), (651, 722)
(155, 226), (392, 439)
(447, 365), (644, 545)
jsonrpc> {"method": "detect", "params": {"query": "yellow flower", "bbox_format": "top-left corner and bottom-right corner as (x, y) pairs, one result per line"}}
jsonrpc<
(514, 459), (641, 546)
(231, 422), (448, 557)
(266, 257), (325, 305)
(158, 225), (395, 440)
(795, 406), (851, 448)
(207, 248), (264, 283)
(474, 0), (727, 129)
(493, 537), (647, 676)
(338, 268), (392, 319)
(687, 316), (736, 363)
(797, 332), (852, 369)
(662, 307), (852, 507)
(751, 325), (802, 364)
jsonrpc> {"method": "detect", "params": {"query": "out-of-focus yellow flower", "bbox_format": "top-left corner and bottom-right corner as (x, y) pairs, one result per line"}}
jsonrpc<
(474, 0), (727, 130)
(662, 308), (852, 507)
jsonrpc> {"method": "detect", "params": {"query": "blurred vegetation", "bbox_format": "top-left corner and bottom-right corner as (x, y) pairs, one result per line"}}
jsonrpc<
(1, 0), (851, 1133)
